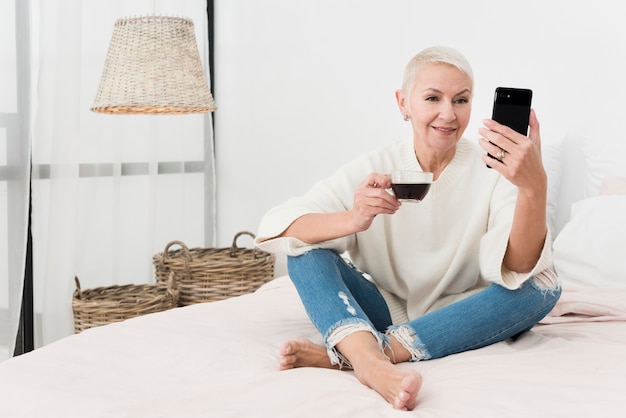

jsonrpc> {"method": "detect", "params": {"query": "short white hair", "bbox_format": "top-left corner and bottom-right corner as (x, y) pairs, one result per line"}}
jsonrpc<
(401, 46), (474, 98)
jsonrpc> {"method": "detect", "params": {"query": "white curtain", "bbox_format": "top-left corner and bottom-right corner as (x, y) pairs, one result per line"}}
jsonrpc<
(28, 0), (214, 348)
(0, 0), (32, 361)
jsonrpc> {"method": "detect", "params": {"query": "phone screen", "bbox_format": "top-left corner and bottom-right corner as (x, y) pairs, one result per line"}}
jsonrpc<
(492, 87), (532, 135)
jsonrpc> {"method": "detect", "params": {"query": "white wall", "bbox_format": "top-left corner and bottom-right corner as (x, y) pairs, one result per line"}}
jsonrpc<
(214, 0), (626, 276)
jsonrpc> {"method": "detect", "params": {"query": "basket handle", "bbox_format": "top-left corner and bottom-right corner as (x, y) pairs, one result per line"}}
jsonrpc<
(160, 240), (193, 280)
(74, 276), (82, 299)
(161, 240), (191, 262)
(165, 272), (179, 302)
(229, 231), (264, 258)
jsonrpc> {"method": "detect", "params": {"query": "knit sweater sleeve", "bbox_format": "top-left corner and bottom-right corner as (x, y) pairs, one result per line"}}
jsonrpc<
(479, 175), (554, 289)
(254, 168), (359, 256)
(254, 200), (349, 256)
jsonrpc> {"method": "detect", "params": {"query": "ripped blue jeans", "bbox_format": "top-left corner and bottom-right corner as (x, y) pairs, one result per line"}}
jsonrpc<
(287, 249), (561, 366)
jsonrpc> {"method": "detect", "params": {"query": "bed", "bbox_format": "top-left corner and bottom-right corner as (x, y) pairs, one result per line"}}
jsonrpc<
(1, 134), (625, 417)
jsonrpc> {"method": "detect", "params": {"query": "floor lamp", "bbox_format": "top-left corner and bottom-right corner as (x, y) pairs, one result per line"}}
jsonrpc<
(90, 15), (216, 282)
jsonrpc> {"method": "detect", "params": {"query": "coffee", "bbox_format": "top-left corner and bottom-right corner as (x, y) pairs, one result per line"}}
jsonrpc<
(391, 183), (431, 201)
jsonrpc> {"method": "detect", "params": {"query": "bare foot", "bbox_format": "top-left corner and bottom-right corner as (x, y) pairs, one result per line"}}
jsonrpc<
(350, 355), (421, 410)
(279, 338), (338, 370)
(336, 331), (422, 411)
(279, 337), (422, 410)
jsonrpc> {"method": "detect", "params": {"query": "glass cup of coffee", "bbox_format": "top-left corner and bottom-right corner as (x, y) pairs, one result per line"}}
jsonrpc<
(390, 170), (433, 202)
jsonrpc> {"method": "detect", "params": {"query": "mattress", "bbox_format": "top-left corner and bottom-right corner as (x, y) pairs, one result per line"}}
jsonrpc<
(1, 276), (625, 417)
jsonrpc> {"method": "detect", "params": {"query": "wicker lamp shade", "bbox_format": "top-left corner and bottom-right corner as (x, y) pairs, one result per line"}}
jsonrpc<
(92, 16), (216, 115)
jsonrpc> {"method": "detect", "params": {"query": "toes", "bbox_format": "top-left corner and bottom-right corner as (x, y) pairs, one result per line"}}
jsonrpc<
(402, 373), (422, 394)
(279, 352), (296, 368)
(394, 391), (408, 410)
(279, 361), (294, 371)
(398, 373), (421, 410)
(392, 390), (415, 411)
(405, 398), (418, 411)
(279, 342), (293, 356)
(404, 389), (419, 411)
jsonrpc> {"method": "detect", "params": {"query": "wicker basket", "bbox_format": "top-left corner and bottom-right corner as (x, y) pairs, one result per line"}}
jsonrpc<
(153, 231), (275, 305)
(72, 274), (178, 333)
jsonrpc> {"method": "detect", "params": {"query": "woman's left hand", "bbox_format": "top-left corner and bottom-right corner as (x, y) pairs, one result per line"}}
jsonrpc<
(478, 109), (547, 194)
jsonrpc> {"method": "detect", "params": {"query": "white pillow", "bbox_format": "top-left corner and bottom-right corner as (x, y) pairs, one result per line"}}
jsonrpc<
(541, 132), (564, 236)
(553, 195), (626, 288)
(583, 139), (626, 198)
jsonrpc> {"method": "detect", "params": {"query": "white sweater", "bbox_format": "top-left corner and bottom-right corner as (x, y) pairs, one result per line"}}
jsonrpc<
(255, 138), (553, 324)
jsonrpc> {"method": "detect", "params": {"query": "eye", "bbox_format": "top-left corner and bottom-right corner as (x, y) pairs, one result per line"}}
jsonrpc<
(454, 97), (470, 104)
(425, 96), (439, 102)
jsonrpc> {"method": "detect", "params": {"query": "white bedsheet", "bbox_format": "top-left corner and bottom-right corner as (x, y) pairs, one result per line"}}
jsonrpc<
(1, 276), (625, 417)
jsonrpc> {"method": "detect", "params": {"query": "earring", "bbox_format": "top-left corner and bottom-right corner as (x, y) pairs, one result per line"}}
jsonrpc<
(404, 114), (410, 121)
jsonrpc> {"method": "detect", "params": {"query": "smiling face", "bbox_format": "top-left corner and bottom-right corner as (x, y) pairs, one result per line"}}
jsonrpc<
(397, 62), (473, 157)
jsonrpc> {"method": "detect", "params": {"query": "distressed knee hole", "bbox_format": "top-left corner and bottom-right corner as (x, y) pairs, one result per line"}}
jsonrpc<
(386, 325), (426, 362)
(326, 322), (385, 369)
(338, 291), (357, 316)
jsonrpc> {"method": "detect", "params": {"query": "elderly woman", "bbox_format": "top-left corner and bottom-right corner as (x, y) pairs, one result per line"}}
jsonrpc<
(255, 46), (560, 411)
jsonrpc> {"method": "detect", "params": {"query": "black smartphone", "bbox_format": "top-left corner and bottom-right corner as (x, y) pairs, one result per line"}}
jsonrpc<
(492, 87), (533, 135)
(487, 87), (533, 165)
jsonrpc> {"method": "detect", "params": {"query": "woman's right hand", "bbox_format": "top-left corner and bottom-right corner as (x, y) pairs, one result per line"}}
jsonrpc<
(280, 172), (401, 244)
(350, 172), (401, 232)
